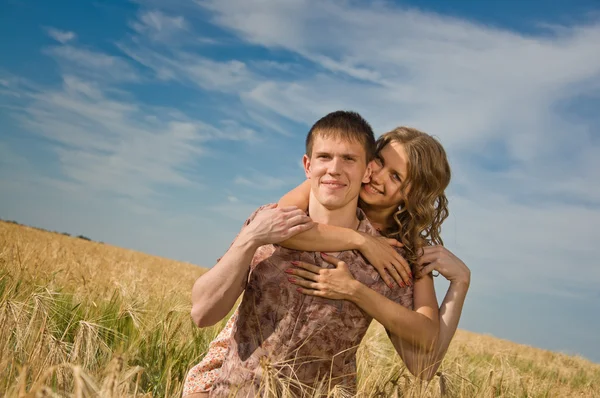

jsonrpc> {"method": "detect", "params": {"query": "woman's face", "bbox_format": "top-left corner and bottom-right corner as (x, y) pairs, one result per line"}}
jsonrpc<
(360, 141), (409, 210)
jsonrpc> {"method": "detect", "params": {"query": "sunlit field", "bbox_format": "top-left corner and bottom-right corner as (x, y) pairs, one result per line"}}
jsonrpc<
(1, 220), (599, 397)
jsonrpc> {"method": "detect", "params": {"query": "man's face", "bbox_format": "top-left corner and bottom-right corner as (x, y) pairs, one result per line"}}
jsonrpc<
(303, 135), (371, 210)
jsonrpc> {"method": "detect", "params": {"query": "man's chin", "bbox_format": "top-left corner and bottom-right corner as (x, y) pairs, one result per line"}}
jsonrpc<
(315, 195), (346, 210)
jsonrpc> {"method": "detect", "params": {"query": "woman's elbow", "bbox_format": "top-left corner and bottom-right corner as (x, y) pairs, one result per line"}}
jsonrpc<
(190, 305), (217, 328)
(417, 327), (439, 353)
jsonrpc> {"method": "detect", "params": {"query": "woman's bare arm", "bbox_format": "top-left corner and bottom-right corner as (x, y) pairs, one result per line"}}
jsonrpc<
(289, 254), (439, 351)
(278, 181), (411, 286)
(390, 246), (470, 380)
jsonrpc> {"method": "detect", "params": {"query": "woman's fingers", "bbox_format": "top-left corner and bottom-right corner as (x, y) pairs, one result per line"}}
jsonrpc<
(386, 265), (407, 288)
(393, 254), (412, 279)
(319, 252), (346, 268)
(291, 261), (321, 274)
(386, 238), (404, 247)
(372, 264), (395, 288)
(295, 287), (324, 297)
(286, 267), (319, 281)
(288, 277), (319, 290)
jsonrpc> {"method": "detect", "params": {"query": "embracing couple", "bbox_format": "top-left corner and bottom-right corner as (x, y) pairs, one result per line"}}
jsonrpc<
(184, 111), (470, 397)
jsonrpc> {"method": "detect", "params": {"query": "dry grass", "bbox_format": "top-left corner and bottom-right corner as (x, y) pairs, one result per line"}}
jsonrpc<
(1, 220), (599, 397)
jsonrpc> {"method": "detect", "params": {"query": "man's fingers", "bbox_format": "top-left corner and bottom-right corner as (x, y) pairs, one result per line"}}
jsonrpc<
(419, 263), (439, 277)
(286, 222), (315, 237)
(286, 214), (313, 227)
(417, 251), (440, 265)
(279, 205), (309, 214)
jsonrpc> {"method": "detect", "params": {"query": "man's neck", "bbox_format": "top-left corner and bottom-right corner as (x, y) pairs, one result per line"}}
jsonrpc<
(308, 191), (360, 230)
(359, 201), (396, 231)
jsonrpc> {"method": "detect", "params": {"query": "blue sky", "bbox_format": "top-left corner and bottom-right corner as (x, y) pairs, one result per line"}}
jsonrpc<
(1, 0), (599, 362)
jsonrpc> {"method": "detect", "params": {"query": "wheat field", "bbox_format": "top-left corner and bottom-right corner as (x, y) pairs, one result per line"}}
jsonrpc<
(1, 220), (599, 397)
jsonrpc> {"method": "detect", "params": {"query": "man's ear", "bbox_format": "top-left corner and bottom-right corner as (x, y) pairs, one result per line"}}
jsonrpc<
(303, 154), (311, 179)
(362, 163), (372, 184)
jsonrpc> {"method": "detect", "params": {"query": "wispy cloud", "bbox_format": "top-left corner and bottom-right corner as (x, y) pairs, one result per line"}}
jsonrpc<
(131, 10), (188, 43)
(45, 45), (141, 83)
(183, 0), (600, 298)
(2, 0), (600, 361)
(45, 27), (76, 44)
(234, 170), (289, 190)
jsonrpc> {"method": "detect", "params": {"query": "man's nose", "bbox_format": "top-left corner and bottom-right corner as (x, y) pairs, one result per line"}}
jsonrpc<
(328, 157), (343, 175)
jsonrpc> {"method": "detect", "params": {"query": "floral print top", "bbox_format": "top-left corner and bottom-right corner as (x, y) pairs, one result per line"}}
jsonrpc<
(187, 204), (414, 397)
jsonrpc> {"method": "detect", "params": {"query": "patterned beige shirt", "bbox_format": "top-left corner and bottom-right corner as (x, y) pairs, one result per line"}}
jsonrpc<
(210, 204), (414, 397)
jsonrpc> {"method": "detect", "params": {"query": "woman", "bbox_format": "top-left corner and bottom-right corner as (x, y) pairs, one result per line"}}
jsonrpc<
(183, 127), (470, 397)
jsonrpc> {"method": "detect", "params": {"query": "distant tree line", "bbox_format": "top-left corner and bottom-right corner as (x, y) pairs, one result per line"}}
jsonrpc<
(0, 217), (101, 243)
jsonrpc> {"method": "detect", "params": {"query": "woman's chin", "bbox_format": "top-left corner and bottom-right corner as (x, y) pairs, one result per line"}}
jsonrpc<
(359, 189), (377, 205)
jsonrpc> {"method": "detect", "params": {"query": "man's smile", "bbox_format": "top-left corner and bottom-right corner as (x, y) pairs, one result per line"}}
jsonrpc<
(321, 180), (347, 189)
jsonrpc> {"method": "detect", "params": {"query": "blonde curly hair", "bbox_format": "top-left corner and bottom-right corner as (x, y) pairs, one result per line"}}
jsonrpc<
(369, 127), (451, 273)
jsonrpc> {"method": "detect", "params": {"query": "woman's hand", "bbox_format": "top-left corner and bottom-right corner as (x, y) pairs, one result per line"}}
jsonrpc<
(241, 204), (315, 246)
(286, 252), (360, 300)
(359, 233), (412, 288)
(416, 245), (470, 286)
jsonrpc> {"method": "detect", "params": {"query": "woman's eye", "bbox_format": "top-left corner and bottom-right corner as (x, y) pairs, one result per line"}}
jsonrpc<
(392, 173), (401, 182)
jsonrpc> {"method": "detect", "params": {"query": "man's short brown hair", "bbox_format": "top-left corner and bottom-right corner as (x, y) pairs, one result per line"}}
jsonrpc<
(305, 111), (376, 163)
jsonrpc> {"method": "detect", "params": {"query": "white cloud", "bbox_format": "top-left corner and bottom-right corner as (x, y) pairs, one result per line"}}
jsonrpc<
(234, 171), (287, 190)
(45, 45), (140, 82)
(2, 0), (600, 360)
(3, 69), (260, 201)
(131, 10), (188, 42)
(187, 0), (600, 297)
(46, 27), (76, 44)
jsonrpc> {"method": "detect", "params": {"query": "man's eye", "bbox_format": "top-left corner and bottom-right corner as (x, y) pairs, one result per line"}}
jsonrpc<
(344, 157), (356, 162)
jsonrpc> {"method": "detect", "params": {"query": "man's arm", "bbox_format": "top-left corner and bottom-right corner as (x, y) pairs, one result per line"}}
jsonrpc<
(191, 231), (260, 328)
(190, 204), (314, 328)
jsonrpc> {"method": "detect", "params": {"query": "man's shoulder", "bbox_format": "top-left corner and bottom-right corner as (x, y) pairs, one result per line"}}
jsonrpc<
(241, 203), (276, 226)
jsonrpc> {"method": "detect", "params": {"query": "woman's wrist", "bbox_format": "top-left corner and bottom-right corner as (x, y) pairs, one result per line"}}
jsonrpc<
(352, 231), (369, 251)
(346, 279), (368, 303)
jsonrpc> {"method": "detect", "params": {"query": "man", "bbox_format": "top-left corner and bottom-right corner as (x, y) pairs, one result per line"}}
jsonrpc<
(190, 111), (416, 397)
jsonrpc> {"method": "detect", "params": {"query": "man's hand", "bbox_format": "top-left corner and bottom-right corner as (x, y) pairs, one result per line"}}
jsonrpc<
(240, 204), (315, 246)
(416, 245), (470, 286)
